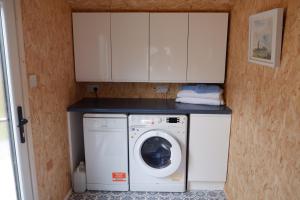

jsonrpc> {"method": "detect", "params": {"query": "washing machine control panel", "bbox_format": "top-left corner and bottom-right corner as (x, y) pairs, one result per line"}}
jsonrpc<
(129, 115), (187, 127)
(129, 115), (187, 140)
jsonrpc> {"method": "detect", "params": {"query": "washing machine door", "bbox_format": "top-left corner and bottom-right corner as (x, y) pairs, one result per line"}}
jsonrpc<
(133, 129), (182, 178)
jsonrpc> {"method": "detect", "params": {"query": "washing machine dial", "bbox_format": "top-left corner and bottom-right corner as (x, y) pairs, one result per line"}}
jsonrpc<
(154, 118), (163, 124)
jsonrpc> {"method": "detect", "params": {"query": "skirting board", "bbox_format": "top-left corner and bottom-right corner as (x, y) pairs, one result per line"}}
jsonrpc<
(187, 181), (225, 190)
(64, 189), (72, 200)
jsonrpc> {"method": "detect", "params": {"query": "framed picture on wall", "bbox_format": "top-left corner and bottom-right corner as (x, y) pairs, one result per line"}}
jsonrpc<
(248, 8), (284, 68)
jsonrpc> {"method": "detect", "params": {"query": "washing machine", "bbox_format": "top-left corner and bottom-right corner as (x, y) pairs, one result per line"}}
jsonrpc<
(128, 115), (187, 192)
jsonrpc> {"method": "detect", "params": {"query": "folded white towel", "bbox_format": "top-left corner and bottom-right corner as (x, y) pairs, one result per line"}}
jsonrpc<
(177, 90), (222, 99)
(176, 97), (224, 106)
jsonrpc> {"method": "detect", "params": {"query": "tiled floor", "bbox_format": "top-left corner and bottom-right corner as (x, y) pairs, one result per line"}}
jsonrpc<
(69, 190), (227, 200)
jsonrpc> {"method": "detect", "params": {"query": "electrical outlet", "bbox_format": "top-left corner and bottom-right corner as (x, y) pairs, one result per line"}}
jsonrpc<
(28, 74), (37, 88)
(155, 85), (169, 94)
(87, 84), (100, 93)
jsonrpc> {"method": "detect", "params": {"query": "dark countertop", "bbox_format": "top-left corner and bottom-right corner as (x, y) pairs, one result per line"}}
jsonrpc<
(67, 98), (232, 114)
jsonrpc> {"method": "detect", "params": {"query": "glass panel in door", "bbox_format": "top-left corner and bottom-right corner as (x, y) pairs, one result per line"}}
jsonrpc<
(0, 8), (20, 200)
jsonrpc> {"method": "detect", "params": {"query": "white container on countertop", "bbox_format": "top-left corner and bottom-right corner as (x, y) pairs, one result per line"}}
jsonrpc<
(73, 162), (86, 193)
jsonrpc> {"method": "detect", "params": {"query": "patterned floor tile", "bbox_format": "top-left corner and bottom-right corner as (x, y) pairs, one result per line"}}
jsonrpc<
(69, 190), (227, 200)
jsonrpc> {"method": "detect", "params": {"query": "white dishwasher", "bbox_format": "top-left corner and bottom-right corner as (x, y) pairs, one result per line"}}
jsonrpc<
(83, 114), (128, 191)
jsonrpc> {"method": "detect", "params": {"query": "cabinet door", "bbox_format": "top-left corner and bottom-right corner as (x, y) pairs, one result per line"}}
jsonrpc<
(149, 13), (188, 82)
(111, 13), (149, 82)
(72, 13), (111, 82)
(188, 114), (231, 183)
(188, 13), (228, 83)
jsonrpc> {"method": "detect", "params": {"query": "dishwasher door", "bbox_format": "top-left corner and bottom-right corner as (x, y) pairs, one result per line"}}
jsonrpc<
(83, 114), (128, 191)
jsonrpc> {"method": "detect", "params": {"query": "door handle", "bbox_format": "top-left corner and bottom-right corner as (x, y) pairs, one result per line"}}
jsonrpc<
(17, 106), (28, 143)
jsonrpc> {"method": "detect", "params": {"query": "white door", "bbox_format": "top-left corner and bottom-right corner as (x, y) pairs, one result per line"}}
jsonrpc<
(150, 13), (188, 82)
(187, 13), (228, 83)
(111, 13), (149, 82)
(188, 114), (231, 184)
(133, 130), (182, 178)
(73, 13), (111, 82)
(0, 0), (35, 199)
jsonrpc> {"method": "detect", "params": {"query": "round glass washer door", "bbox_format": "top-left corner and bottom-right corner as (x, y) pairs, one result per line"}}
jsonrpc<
(133, 130), (182, 178)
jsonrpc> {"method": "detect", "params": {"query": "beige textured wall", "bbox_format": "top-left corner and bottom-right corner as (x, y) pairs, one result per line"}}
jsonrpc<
(225, 0), (300, 199)
(79, 83), (183, 99)
(21, 0), (79, 199)
(69, 0), (231, 99)
(67, 0), (232, 11)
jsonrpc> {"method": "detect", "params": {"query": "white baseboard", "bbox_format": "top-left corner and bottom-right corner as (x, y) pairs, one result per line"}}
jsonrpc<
(187, 181), (225, 190)
(64, 189), (72, 200)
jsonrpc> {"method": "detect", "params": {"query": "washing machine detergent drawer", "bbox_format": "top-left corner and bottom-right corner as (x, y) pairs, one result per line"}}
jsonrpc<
(83, 115), (128, 191)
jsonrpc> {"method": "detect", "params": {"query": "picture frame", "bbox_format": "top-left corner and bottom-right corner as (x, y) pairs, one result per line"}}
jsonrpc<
(248, 8), (284, 68)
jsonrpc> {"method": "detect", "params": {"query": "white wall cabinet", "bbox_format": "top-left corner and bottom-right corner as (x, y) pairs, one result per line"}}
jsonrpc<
(72, 12), (228, 83)
(72, 13), (111, 82)
(149, 13), (188, 82)
(188, 13), (228, 83)
(188, 114), (231, 190)
(111, 13), (149, 82)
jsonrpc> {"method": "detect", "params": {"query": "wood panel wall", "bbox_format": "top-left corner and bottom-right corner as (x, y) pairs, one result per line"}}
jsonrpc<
(21, 0), (80, 199)
(67, 0), (232, 11)
(78, 83), (182, 99)
(225, 0), (300, 199)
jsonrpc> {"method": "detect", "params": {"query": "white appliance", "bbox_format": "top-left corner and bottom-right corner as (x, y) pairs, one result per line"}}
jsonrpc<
(128, 115), (187, 192)
(83, 114), (128, 191)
